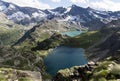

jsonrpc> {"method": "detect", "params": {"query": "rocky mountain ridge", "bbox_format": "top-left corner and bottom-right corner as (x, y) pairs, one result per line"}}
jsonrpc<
(1, 0), (120, 30)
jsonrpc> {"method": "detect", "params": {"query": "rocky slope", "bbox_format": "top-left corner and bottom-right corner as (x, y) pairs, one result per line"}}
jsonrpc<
(0, 68), (42, 81)
(0, 45), (51, 80)
(0, 12), (26, 45)
(87, 19), (120, 62)
(0, 12), (49, 80)
(54, 60), (120, 81)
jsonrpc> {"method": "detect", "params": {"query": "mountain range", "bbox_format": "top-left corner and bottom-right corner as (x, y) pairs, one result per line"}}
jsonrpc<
(0, 0), (120, 30)
(1, 0), (120, 81)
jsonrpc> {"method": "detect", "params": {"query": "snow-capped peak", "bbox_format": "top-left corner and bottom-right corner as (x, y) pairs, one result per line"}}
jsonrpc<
(0, 0), (120, 30)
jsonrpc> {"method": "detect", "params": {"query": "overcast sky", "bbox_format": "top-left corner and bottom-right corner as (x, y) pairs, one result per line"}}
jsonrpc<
(2, 0), (120, 11)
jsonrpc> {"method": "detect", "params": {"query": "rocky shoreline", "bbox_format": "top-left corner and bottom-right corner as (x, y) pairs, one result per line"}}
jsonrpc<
(53, 60), (120, 81)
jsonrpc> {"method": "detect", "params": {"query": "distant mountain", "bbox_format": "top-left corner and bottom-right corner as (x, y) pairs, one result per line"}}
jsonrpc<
(0, 0), (47, 25)
(0, 0), (120, 30)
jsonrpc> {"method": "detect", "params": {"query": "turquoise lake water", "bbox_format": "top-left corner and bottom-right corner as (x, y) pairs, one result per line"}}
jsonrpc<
(44, 46), (88, 76)
(62, 30), (81, 37)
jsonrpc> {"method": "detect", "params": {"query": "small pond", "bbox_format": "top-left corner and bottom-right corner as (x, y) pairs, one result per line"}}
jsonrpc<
(44, 46), (88, 75)
(62, 30), (81, 37)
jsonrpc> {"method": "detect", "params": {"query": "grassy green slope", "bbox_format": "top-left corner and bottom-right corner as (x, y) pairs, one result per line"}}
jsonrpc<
(0, 27), (24, 45)
(64, 31), (105, 48)
(33, 31), (106, 51)
(0, 13), (25, 45)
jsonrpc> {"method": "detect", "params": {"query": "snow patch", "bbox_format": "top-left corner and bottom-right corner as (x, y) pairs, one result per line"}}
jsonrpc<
(32, 12), (46, 18)
(8, 11), (30, 21)
(8, 4), (16, 10)
(64, 6), (71, 13)
(48, 10), (60, 15)
(32, 12), (39, 18)
(0, 5), (6, 11)
(0, 1), (7, 11)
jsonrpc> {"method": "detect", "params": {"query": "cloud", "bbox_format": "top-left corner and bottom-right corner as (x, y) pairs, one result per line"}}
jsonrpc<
(2, 0), (50, 9)
(89, 0), (120, 11)
(51, 0), (61, 2)
(70, 0), (120, 11)
(70, 0), (88, 3)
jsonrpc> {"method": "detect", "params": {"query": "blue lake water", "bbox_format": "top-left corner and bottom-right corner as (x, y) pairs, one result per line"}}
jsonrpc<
(62, 31), (81, 37)
(44, 46), (88, 76)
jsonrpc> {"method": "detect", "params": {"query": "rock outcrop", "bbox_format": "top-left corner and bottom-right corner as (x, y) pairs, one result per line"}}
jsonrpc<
(0, 68), (42, 81)
(53, 61), (120, 81)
